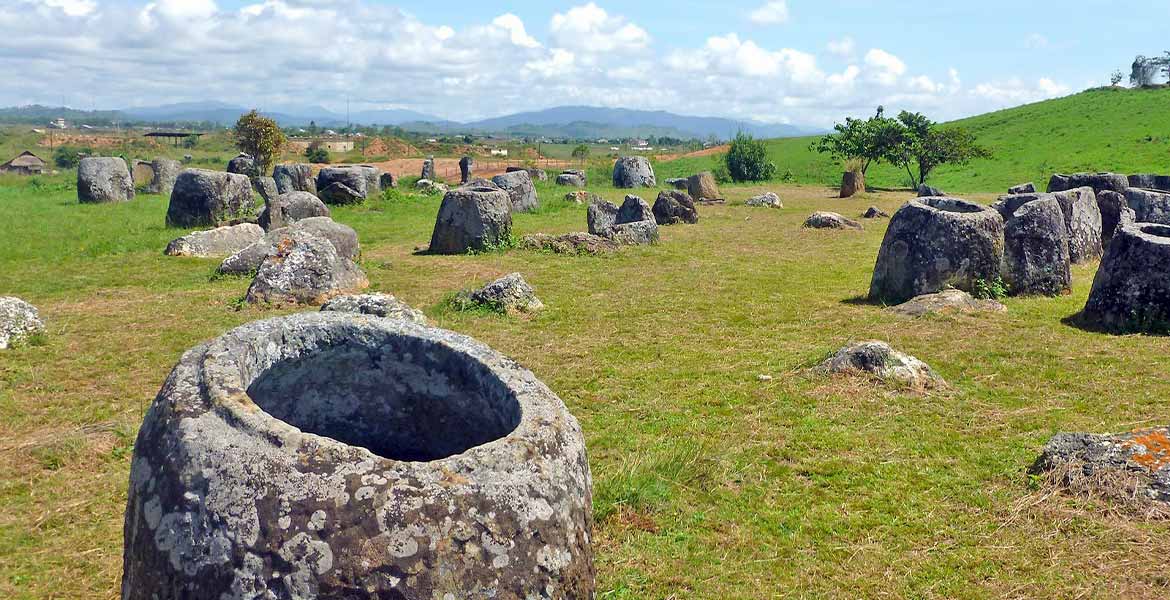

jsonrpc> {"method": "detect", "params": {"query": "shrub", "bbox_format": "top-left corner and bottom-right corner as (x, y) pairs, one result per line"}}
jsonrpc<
(725, 132), (777, 182)
(305, 144), (330, 164)
(53, 146), (91, 169)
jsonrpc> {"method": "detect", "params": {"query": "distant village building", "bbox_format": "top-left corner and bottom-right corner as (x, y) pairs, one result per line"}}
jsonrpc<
(48, 118), (67, 129)
(287, 138), (355, 153)
(0, 151), (47, 175)
(490, 148), (509, 157)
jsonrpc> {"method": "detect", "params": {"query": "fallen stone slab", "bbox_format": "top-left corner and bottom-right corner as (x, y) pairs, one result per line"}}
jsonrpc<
(219, 217), (359, 275)
(746, 192), (782, 208)
(320, 293), (427, 324)
(888, 289), (1006, 318)
(862, 206), (889, 219)
(804, 211), (863, 230)
(245, 229), (368, 305)
(1031, 427), (1170, 508)
(165, 223), (265, 258)
(520, 232), (619, 255)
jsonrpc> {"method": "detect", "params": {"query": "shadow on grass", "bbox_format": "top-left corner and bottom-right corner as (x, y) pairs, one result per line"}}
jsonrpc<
(840, 294), (884, 307)
(1061, 311), (1170, 337)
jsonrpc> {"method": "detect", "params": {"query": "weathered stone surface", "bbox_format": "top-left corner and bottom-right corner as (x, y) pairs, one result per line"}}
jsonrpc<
(165, 223), (265, 258)
(251, 176), (278, 202)
(379, 172), (397, 190)
(519, 232), (619, 255)
(996, 189), (1103, 264)
(1127, 174), (1170, 191)
(653, 190), (699, 225)
(320, 293), (427, 324)
(1097, 190), (1134, 244)
(415, 179), (449, 195)
(687, 172), (720, 201)
(819, 341), (945, 389)
(257, 191), (331, 231)
(491, 170), (539, 213)
(1047, 172), (1129, 194)
(166, 169), (255, 228)
(840, 171), (865, 198)
(917, 184), (944, 197)
(888, 289), (1006, 318)
(1002, 197), (1071, 296)
(273, 163), (317, 196)
(227, 154), (259, 177)
(219, 217), (359, 275)
(316, 167), (370, 205)
(0, 297), (44, 350)
(77, 157), (134, 203)
(1124, 187), (1170, 225)
(1008, 182), (1037, 195)
(428, 186), (513, 255)
(616, 194), (654, 224)
(464, 273), (544, 314)
(746, 192), (782, 208)
(556, 172), (586, 187)
(862, 206), (889, 219)
(317, 182), (364, 206)
(122, 312), (594, 599)
(666, 177), (689, 190)
(587, 200), (618, 236)
(588, 196), (658, 245)
(1031, 428), (1170, 507)
(245, 230), (368, 305)
(1081, 223), (1170, 333)
(804, 211), (863, 230)
(459, 156), (474, 184)
(564, 191), (601, 204)
(149, 158), (182, 196)
(507, 166), (547, 182)
(612, 156), (656, 188)
(421, 156), (435, 180)
(869, 197), (1004, 304)
(133, 160), (155, 189)
(608, 220), (659, 246)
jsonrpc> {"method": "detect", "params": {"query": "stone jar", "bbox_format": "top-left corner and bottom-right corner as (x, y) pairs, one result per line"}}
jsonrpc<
(122, 312), (595, 599)
(1082, 223), (1170, 333)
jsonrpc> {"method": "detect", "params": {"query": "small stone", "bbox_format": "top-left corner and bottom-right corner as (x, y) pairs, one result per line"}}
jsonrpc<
(888, 289), (1006, 318)
(756, 374), (773, 382)
(519, 232), (619, 255)
(746, 192), (782, 208)
(862, 206), (888, 219)
(1031, 427), (1170, 507)
(415, 179), (449, 195)
(320, 293), (427, 324)
(820, 341), (945, 389)
(0, 297), (45, 350)
(917, 183), (944, 197)
(1008, 182), (1036, 195)
(564, 191), (601, 205)
(465, 273), (544, 314)
(804, 211), (863, 230)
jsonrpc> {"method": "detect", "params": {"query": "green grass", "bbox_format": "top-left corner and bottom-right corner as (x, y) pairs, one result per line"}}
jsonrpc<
(659, 87), (1170, 193)
(2, 171), (1170, 599)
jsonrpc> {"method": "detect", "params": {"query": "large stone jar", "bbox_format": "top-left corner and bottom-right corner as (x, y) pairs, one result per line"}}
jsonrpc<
(122, 312), (594, 599)
(1081, 223), (1170, 333)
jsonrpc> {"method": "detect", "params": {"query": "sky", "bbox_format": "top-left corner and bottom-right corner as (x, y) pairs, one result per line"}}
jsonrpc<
(2, 0), (1165, 127)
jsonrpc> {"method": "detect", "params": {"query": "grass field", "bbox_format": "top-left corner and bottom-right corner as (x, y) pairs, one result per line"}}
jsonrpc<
(3, 169), (1170, 598)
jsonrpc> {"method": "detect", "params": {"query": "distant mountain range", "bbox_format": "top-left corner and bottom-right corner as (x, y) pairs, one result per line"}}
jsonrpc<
(0, 102), (818, 140)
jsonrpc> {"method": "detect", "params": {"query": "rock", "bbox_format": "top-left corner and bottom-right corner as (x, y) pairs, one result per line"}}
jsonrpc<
(165, 223), (265, 258)
(746, 192), (783, 208)
(316, 167), (370, 205)
(666, 177), (689, 190)
(687, 172), (720, 202)
(996, 189), (1103, 264)
(1081, 223), (1170, 333)
(556, 173), (587, 187)
(148, 158), (182, 196)
(917, 183), (945, 197)
(1002, 196), (1071, 296)
(819, 341), (945, 389)
(460, 178), (500, 190)
(519, 232), (619, 255)
(869, 197), (1004, 304)
(804, 211), (863, 230)
(1127, 174), (1170, 191)
(612, 156), (656, 188)
(608, 220), (659, 246)
(379, 172), (397, 189)
(464, 272), (545, 314)
(1097, 190), (1133, 244)
(317, 182), (364, 206)
(0, 297), (44, 350)
(251, 176), (278, 202)
(1008, 182), (1037, 195)
(257, 191), (331, 231)
(617, 194), (654, 224)
(166, 169), (255, 228)
(428, 185), (513, 255)
(1031, 428), (1170, 507)
(245, 230), (368, 305)
(133, 160), (155, 189)
(77, 157), (134, 203)
(1047, 172), (1129, 194)
(421, 156), (435, 180)
(219, 217), (360, 275)
(491, 170), (539, 213)
(1124, 187), (1170, 225)
(122, 312), (594, 599)
(888, 289), (1006, 318)
(587, 200), (618, 236)
(507, 166), (547, 182)
(862, 206), (889, 219)
(653, 190), (699, 225)
(588, 196), (658, 245)
(459, 156), (474, 184)
(564, 191), (601, 204)
(227, 154), (258, 177)
(414, 179), (449, 195)
(320, 293), (427, 324)
(840, 171), (865, 198)
(272, 163), (317, 196)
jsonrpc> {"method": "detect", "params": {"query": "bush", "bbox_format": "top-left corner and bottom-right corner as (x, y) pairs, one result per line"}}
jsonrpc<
(53, 146), (91, 169)
(305, 144), (330, 164)
(725, 132), (776, 182)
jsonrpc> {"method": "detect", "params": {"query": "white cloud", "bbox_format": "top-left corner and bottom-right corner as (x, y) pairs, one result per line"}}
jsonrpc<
(37, 0), (97, 17)
(550, 3), (649, 53)
(492, 13), (540, 49)
(864, 49), (907, 86)
(749, 1), (790, 25)
(827, 37), (855, 59)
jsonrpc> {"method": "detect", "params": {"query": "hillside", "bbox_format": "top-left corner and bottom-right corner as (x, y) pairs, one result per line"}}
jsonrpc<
(660, 87), (1170, 193)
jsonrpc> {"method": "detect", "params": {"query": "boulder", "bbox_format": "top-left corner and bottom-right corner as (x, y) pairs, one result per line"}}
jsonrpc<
(869, 197), (1004, 304)
(0, 297), (44, 350)
(556, 173), (587, 187)
(77, 157), (134, 203)
(587, 200), (619, 236)
(1081, 223), (1170, 333)
(608, 220), (659, 246)
(148, 158), (182, 196)
(653, 190), (699, 225)
(491, 170), (539, 213)
(166, 169), (255, 228)
(564, 191), (602, 205)
(996, 189), (1103, 264)
(272, 163), (317, 196)
(226, 154), (259, 177)
(819, 341), (945, 389)
(917, 183), (944, 197)
(320, 293), (427, 325)
(257, 191), (331, 231)
(421, 156), (435, 180)
(612, 156), (656, 188)
(616, 194), (654, 224)
(1047, 172), (1129, 194)
(1127, 174), (1170, 191)
(316, 167), (370, 205)
(317, 182), (364, 206)
(1002, 196), (1071, 296)
(804, 211), (863, 230)
(428, 186), (513, 254)
(666, 177), (689, 190)
(1124, 187), (1170, 225)
(588, 196), (658, 245)
(507, 166), (547, 182)
(251, 176), (278, 202)
(840, 171), (865, 198)
(464, 272), (544, 314)
(519, 232), (619, 255)
(379, 172), (397, 189)
(165, 223), (265, 258)
(245, 230), (368, 305)
(687, 172), (720, 202)
(746, 192), (782, 208)
(1032, 428), (1170, 507)
(460, 178), (500, 190)
(1097, 190), (1134, 244)
(862, 206), (889, 219)
(888, 289), (1006, 318)
(121, 312), (594, 600)
(415, 179), (449, 195)
(459, 156), (474, 184)
(219, 217), (360, 275)
(1008, 182), (1037, 195)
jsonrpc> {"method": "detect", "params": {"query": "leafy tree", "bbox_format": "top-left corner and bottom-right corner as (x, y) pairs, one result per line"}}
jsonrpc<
(886, 111), (991, 187)
(305, 142), (330, 164)
(53, 146), (91, 168)
(571, 144), (590, 161)
(725, 132), (777, 182)
(234, 110), (286, 175)
(811, 106), (904, 174)
(1110, 70), (1124, 86)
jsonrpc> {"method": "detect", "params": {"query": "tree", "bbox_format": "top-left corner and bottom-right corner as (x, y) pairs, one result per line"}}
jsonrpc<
(571, 144), (590, 162)
(886, 111), (991, 187)
(725, 131), (777, 182)
(1110, 70), (1124, 86)
(1130, 55), (1161, 87)
(305, 142), (330, 164)
(234, 110), (286, 175)
(53, 146), (90, 168)
(811, 106), (904, 174)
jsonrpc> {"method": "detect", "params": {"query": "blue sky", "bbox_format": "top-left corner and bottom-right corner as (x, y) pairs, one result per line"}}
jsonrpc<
(6, 0), (1166, 126)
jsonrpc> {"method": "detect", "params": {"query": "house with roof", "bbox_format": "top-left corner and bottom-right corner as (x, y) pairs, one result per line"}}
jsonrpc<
(0, 151), (47, 175)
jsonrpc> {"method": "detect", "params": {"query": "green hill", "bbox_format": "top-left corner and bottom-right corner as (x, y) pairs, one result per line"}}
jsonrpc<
(660, 87), (1170, 193)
